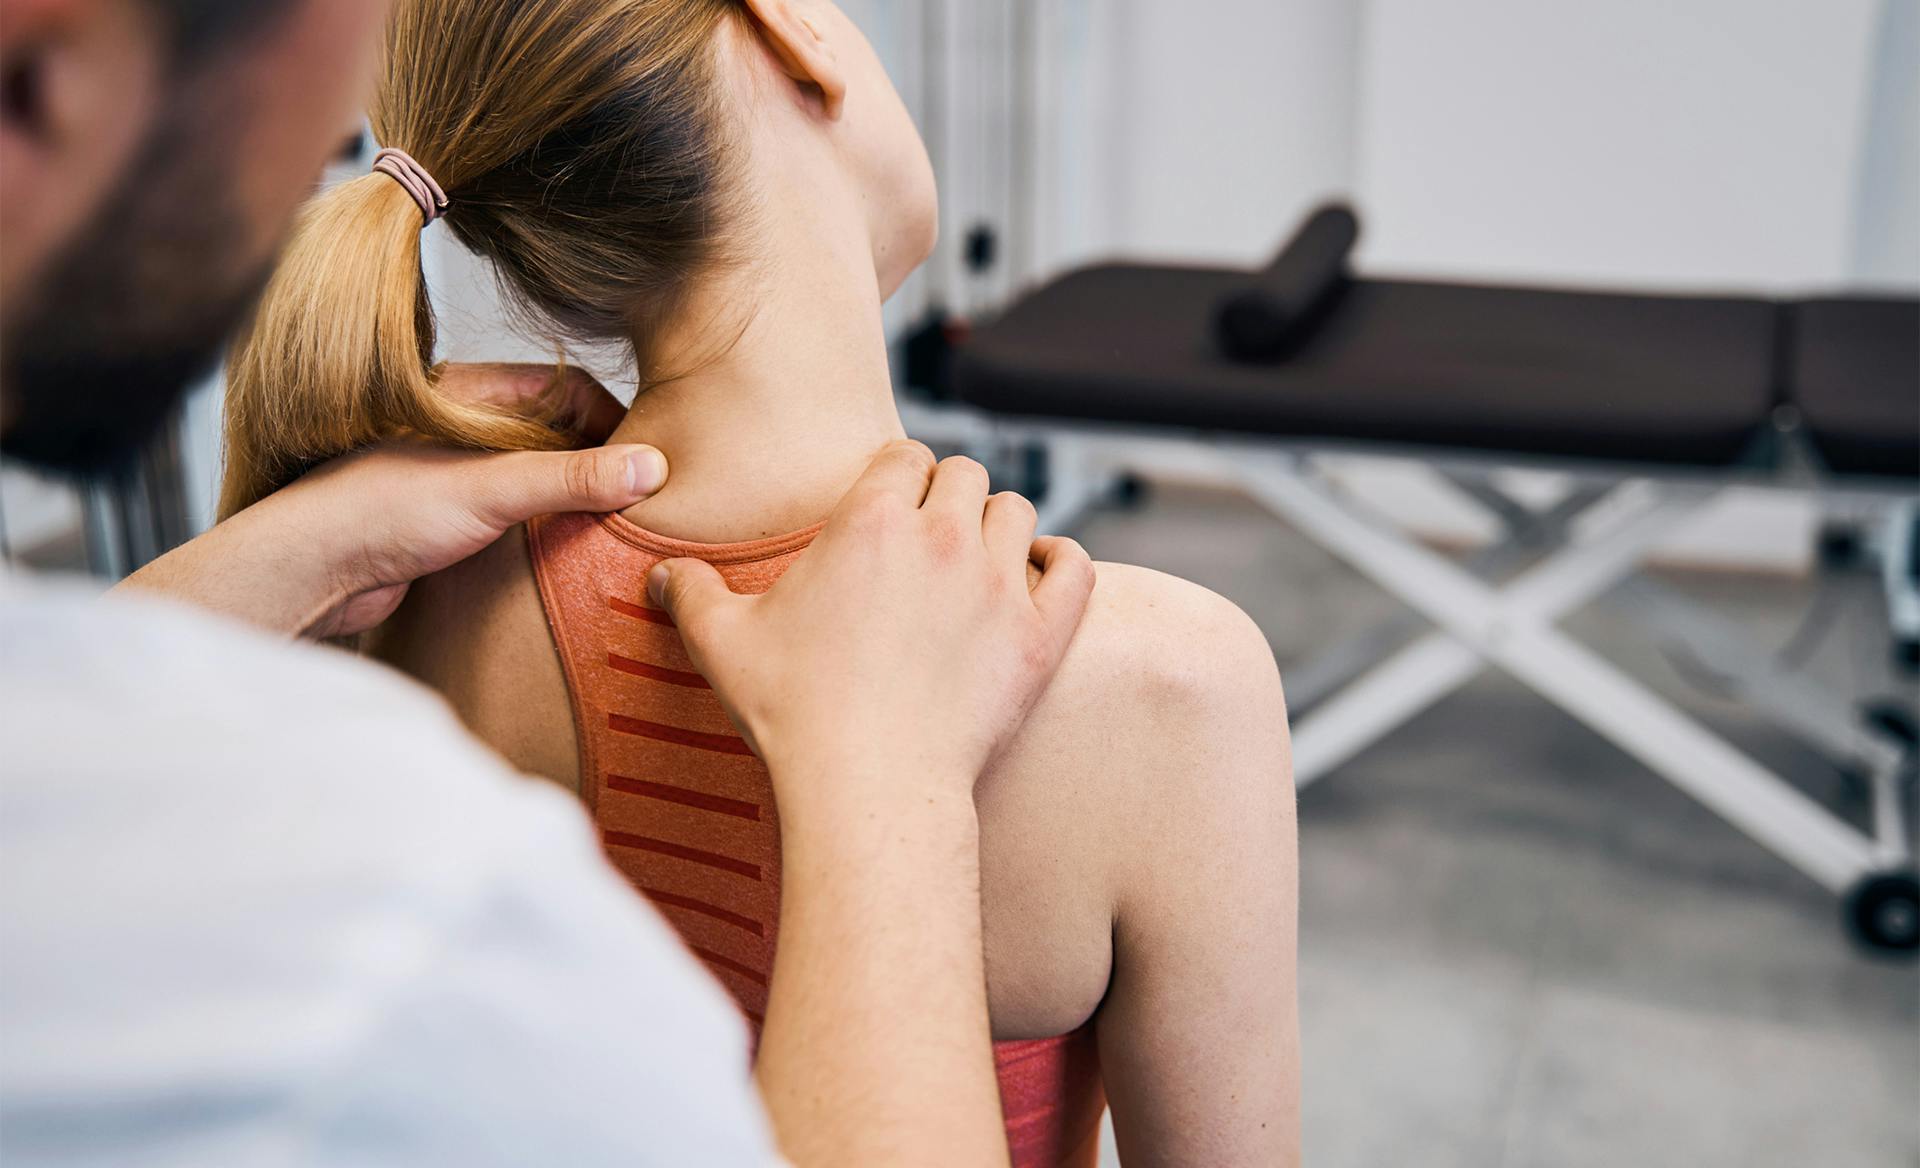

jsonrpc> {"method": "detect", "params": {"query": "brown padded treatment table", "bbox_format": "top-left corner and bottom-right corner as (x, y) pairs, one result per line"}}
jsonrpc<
(1790, 297), (1920, 480)
(953, 210), (1918, 480)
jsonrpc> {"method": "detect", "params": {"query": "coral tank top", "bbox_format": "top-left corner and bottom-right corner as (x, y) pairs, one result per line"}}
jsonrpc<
(529, 510), (1106, 1167)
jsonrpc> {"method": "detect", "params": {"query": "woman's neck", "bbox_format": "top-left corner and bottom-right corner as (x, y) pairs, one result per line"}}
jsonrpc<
(604, 219), (907, 543)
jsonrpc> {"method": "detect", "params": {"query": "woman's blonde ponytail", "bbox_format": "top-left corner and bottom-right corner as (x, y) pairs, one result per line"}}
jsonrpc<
(218, 169), (567, 519)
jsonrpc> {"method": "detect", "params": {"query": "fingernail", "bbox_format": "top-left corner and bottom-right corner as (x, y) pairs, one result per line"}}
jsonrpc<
(646, 563), (670, 605)
(625, 448), (668, 495)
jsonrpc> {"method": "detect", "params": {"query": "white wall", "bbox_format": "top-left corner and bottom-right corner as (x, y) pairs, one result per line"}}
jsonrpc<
(898, 0), (1362, 298)
(1354, 0), (1884, 292)
(0, 464), (82, 558)
(1102, 0), (1361, 267)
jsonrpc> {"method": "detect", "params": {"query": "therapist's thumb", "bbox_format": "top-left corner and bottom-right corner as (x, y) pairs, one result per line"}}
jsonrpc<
(647, 558), (741, 652)
(472, 444), (669, 527)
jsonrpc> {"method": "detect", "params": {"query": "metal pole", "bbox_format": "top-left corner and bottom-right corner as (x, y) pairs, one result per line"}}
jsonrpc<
(1008, 0), (1040, 291)
(77, 404), (195, 580)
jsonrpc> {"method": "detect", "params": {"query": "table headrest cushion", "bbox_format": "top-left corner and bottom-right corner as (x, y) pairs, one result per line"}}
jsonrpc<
(1214, 202), (1360, 362)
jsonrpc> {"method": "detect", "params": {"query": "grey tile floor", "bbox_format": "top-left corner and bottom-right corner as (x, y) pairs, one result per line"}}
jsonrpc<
(1078, 481), (1919, 1168)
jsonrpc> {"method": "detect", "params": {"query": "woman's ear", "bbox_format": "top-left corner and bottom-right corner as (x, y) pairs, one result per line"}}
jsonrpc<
(739, 0), (846, 120)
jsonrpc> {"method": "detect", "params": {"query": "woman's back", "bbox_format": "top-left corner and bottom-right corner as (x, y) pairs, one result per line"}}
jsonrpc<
(515, 509), (1105, 1166)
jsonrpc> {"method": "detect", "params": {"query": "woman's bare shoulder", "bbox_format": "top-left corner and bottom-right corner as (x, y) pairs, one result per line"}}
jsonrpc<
(1013, 560), (1285, 752)
(1075, 560), (1290, 823)
(988, 556), (1280, 777)
(986, 559), (1289, 877)
(370, 525), (581, 791)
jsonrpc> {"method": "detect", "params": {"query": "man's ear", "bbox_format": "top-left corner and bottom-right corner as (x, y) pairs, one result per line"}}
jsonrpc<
(738, 0), (846, 120)
(0, 0), (163, 309)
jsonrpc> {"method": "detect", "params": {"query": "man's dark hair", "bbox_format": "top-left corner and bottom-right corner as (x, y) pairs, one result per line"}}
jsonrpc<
(146, 0), (295, 69)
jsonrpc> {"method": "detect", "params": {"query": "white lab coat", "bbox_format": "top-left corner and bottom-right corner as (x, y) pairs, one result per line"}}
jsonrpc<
(0, 574), (784, 1167)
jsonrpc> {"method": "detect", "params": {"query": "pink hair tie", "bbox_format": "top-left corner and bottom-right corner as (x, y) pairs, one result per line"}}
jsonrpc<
(372, 147), (449, 226)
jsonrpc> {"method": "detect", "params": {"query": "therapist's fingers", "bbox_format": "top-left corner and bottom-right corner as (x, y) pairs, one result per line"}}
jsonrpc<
(834, 440), (938, 517)
(646, 558), (747, 684)
(982, 492), (1039, 579)
(437, 362), (628, 446)
(1026, 535), (1096, 655)
(467, 444), (668, 529)
(920, 455), (992, 522)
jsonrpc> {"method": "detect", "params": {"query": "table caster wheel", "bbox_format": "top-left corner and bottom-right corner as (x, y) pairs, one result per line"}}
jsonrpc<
(1845, 871), (1920, 958)
(1111, 474), (1151, 509)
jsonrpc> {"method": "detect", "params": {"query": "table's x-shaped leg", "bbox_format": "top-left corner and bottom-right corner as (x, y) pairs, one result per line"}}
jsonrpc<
(1252, 455), (1884, 892)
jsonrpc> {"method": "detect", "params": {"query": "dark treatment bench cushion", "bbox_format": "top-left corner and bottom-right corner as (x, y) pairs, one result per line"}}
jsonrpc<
(1790, 298), (1920, 481)
(955, 264), (1782, 468)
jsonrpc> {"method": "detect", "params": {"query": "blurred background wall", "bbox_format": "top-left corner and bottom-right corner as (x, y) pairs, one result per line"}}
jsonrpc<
(1358, 0), (1897, 290)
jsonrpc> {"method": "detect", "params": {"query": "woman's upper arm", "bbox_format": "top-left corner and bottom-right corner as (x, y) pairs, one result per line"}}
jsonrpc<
(1089, 572), (1300, 1166)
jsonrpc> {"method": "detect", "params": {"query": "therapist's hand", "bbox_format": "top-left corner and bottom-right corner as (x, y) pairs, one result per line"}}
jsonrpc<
(648, 440), (1095, 795)
(119, 364), (663, 639)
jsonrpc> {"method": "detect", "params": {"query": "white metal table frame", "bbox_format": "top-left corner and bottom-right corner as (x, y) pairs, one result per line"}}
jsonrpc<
(901, 401), (1916, 899)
